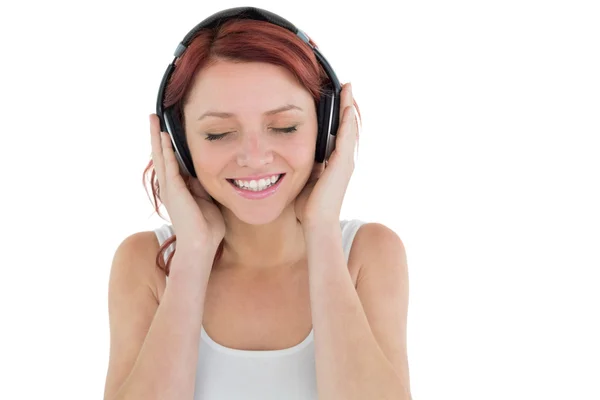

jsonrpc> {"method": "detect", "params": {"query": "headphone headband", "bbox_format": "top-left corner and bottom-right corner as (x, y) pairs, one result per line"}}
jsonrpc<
(178, 7), (298, 53)
(156, 6), (342, 177)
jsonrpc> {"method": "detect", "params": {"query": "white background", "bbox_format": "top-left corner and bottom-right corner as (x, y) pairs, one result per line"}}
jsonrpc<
(1, 0), (598, 399)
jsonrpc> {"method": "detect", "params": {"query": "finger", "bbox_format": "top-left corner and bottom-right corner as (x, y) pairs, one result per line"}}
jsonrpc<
(336, 105), (357, 161)
(340, 82), (353, 118)
(149, 114), (166, 191)
(160, 131), (184, 185)
(338, 83), (357, 141)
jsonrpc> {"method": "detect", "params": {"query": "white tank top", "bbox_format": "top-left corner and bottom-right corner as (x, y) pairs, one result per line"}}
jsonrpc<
(153, 219), (365, 400)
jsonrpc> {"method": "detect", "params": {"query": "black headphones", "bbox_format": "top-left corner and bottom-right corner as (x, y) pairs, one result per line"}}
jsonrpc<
(155, 6), (342, 177)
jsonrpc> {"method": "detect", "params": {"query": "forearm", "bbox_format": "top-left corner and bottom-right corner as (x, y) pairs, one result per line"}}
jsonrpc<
(304, 223), (408, 400)
(111, 251), (213, 400)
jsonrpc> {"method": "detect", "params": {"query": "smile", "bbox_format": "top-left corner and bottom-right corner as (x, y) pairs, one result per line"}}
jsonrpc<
(226, 174), (285, 200)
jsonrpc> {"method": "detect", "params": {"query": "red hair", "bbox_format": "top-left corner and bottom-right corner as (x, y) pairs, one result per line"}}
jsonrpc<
(143, 18), (361, 276)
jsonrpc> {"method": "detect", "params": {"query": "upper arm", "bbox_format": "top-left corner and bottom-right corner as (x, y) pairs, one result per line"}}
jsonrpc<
(103, 231), (164, 400)
(352, 222), (411, 395)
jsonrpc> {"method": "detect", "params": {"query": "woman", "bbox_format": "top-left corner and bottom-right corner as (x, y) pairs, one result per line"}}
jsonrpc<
(104, 7), (411, 400)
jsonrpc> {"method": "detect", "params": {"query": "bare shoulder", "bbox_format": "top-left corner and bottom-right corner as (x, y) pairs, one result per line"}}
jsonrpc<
(348, 222), (411, 394)
(349, 222), (407, 275)
(104, 230), (167, 399)
(110, 230), (167, 304)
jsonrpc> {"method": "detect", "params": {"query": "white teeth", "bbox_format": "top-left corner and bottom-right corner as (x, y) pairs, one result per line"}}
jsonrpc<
(232, 174), (282, 191)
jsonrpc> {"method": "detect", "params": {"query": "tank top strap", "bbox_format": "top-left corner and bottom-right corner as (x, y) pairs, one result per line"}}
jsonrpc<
(153, 224), (175, 267)
(340, 219), (367, 263)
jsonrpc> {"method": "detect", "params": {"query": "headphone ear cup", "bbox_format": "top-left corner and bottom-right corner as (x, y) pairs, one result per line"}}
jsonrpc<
(163, 107), (197, 177)
(315, 87), (334, 162)
(315, 85), (339, 163)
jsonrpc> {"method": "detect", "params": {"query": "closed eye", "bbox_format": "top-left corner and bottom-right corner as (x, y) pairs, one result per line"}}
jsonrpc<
(205, 132), (230, 141)
(272, 126), (297, 134)
(205, 126), (298, 141)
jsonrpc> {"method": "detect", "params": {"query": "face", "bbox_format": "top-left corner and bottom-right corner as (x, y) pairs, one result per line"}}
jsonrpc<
(182, 60), (318, 225)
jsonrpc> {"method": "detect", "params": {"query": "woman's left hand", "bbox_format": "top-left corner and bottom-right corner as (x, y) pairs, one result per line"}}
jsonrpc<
(295, 82), (359, 230)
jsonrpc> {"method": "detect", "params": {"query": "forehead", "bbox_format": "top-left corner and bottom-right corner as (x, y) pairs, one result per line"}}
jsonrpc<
(185, 60), (313, 111)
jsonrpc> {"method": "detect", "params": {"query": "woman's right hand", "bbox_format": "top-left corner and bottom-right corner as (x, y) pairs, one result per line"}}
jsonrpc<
(149, 113), (226, 255)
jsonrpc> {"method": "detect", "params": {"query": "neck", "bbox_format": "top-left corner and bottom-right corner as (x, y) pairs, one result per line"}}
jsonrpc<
(218, 205), (306, 272)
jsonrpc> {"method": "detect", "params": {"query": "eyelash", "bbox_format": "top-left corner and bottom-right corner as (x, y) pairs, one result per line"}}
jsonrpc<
(205, 126), (298, 141)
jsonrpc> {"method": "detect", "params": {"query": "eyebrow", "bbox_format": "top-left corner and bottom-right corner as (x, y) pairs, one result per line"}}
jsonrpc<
(197, 104), (303, 121)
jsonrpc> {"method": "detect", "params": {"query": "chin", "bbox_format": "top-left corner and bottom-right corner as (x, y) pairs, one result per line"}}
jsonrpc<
(230, 203), (288, 225)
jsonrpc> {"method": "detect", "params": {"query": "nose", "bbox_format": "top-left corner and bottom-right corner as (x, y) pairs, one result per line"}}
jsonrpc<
(236, 132), (273, 168)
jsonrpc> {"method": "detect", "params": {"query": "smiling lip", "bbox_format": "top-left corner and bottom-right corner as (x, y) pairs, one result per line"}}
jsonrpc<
(227, 173), (285, 200)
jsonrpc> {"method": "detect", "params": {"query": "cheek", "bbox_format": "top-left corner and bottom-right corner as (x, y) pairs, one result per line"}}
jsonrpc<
(279, 133), (316, 166)
(188, 144), (225, 182)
